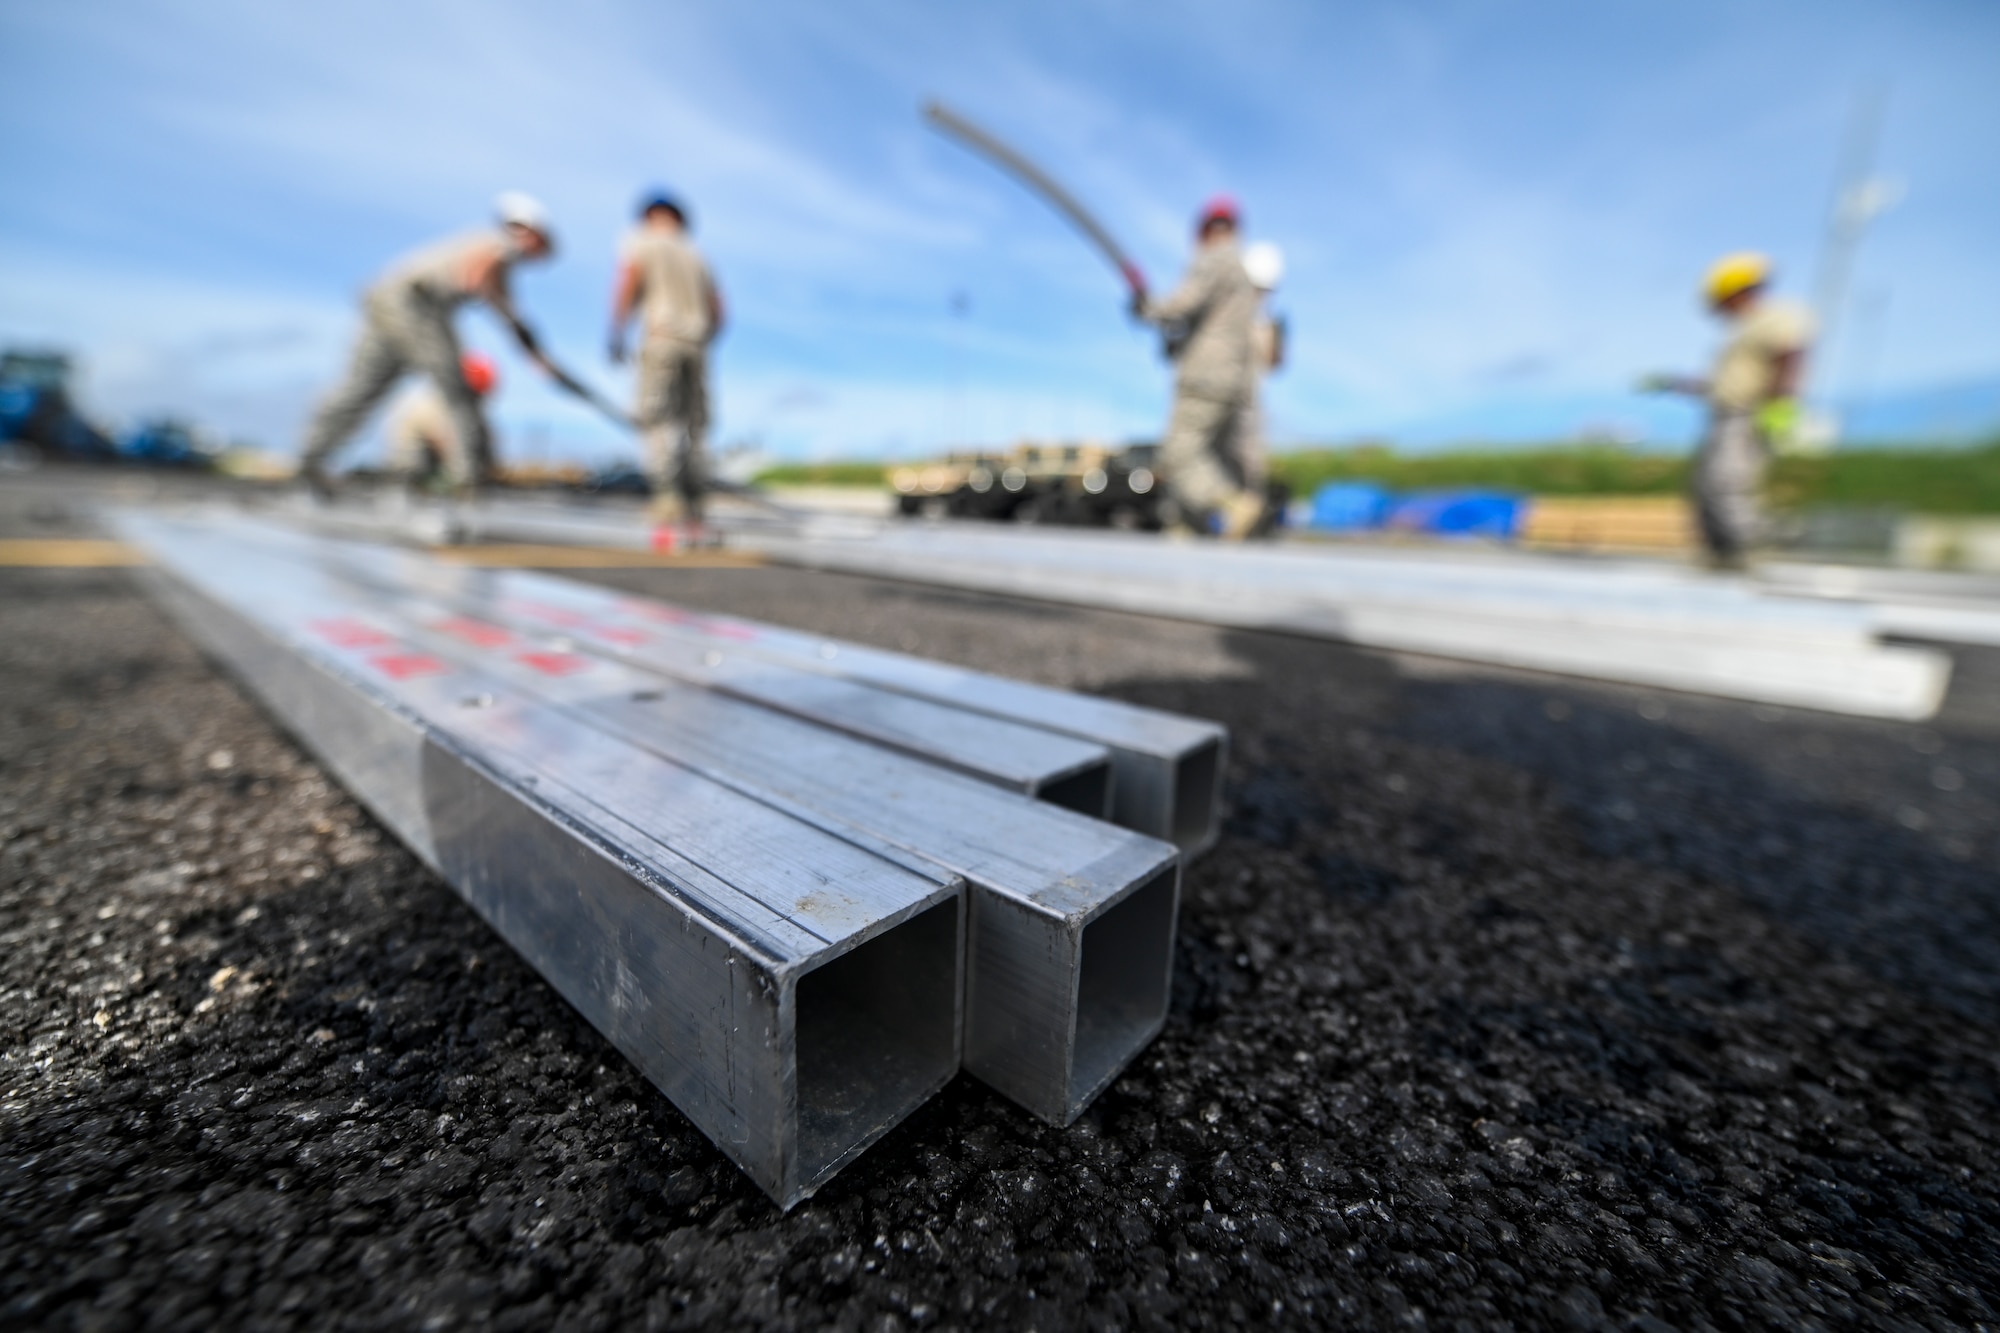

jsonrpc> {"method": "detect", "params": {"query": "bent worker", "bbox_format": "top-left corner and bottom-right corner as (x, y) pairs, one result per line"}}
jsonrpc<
(385, 353), (499, 492)
(608, 189), (723, 526)
(1640, 253), (1813, 569)
(1133, 196), (1264, 539)
(299, 192), (557, 498)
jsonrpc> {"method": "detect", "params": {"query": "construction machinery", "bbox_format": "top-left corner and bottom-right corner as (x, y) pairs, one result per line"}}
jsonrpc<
(0, 350), (118, 462)
(892, 440), (1168, 529)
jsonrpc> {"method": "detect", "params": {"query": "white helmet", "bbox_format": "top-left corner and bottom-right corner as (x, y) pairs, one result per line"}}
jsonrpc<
(1243, 241), (1285, 291)
(494, 191), (555, 247)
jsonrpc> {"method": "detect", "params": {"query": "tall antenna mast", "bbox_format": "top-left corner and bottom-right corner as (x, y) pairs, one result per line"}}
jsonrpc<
(1808, 83), (1900, 417)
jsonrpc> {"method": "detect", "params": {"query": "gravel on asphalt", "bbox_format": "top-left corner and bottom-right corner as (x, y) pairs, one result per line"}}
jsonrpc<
(3, 477), (1997, 1330)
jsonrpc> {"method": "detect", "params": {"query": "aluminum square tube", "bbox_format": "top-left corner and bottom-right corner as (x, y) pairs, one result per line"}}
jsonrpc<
(216, 514), (1225, 855)
(116, 513), (963, 1209)
(204, 516), (1115, 818)
(166, 516), (1184, 1126)
(749, 523), (1952, 721)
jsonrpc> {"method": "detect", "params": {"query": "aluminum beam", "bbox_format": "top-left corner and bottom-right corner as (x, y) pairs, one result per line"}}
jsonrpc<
(212, 513), (1225, 854)
(214, 517), (1114, 816)
(746, 524), (1954, 721)
(115, 513), (964, 1209)
(152, 515), (1184, 1126)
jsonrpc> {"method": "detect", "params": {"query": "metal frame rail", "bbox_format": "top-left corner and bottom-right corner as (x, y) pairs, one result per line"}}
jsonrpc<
(116, 513), (963, 1208)
(747, 524), (1954, 721)
(211, 517), (1116, 818)
(129, 513), (1188, 1129)
(224, 512), (1228, 855)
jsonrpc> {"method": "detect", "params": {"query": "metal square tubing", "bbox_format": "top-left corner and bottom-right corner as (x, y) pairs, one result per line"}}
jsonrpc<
(116, 514), (963, 1208)
(213, 515), (1222, 854)
(219, 518), (1114, 817)
(169, 517), (1182, 1126)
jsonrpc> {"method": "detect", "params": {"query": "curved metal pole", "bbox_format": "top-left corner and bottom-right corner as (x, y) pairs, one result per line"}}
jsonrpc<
(924, 100), (1148, 297)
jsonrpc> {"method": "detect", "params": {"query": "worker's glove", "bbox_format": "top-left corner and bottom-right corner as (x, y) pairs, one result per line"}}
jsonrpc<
(1756, 397), (1803, 454)
(1127, 288), (1148, 321)
(607, 335), (627, 366)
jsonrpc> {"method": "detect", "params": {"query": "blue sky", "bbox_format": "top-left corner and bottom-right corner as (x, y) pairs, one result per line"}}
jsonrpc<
(2, 0), (1996, 464)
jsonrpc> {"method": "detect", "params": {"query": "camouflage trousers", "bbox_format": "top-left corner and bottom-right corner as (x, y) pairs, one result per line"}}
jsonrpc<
(1160, 389), (1255, 518)
(636, 341), (710, 513)
(1693, 410), (1769, 562)
(300, 292), (491, 486)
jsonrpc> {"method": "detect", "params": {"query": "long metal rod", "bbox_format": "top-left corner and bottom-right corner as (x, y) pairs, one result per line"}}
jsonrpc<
(745, 524), (1954, 720)
(222, 509), (1228, 854)
(153, 514), (1186, 1127)
(212, 516), (1115, 816)
(115, 512), (965, 1209)
(923, 100), (1148, 298)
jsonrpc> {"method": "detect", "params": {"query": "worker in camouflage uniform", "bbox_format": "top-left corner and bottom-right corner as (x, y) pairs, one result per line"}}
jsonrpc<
(1134, 197), (1265, 539)
(299, 192), (557, 498)
(1237, 240), (1287, 497)
(608, 189), (724, 526)
(384, 353), (499, 493)
(1641, 252), (1814, 569)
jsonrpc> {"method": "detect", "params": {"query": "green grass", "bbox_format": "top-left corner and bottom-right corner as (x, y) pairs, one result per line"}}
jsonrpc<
(1269, 440), (2000, 514)
(1269, 445), (1688, 497)
(751, 439), (2000, 513)
(752, 461), (890, 488)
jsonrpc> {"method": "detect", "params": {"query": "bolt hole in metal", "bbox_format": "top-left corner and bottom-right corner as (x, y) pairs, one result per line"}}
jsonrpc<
(1069, 869), (1178, 1115)
(795, 898), (961, 1184)
(630, 690), (663, 702)
(460, 694), (496, 709)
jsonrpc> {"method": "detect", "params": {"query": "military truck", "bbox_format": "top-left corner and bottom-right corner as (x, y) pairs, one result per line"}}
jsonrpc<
(892, 440), (1170, 530)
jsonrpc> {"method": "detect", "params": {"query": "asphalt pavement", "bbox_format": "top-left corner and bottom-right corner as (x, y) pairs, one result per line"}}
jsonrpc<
(3, 471), (1997, 1330)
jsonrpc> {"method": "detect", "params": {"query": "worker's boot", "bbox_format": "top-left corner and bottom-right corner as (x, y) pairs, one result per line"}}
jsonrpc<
(300, 462), (337, 504)
(1217, 492), (1265, 541)
(647, 493), (685, 528)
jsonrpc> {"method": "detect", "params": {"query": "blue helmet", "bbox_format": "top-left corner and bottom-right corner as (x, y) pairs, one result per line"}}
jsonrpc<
(637, 189), (689, 226)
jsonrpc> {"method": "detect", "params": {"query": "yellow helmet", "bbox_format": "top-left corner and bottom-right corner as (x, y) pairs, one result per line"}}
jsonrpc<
(1704, 252), (1771, 306)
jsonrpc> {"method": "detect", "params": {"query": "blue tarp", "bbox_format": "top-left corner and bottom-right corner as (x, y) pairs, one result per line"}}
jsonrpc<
(1309, 482), (1393, 531)
(1309, 482), (1524, 539)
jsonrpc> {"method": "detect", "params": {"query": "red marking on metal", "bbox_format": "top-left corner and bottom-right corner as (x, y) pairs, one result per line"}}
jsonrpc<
(435, 616), (514, 648)
(650, 526), (678, 555)
(593, 626), (649, 647)
(703, 620), (756, 642)
(516, 651), (589, 676)
(504, 599), (587, 628)
(627, 603), (693, 625)
(370, 653), (446, 680)
(311, 617), (393, 648)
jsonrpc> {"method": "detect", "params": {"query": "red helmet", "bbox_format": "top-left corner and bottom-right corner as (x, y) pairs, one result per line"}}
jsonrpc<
(461, 353), (499, 396)
(1197, 194), (1241, 231)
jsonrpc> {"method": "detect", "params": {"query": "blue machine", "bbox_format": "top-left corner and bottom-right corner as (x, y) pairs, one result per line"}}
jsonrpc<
(0, 351), (118, 460)
(121, 419), (216, 468)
